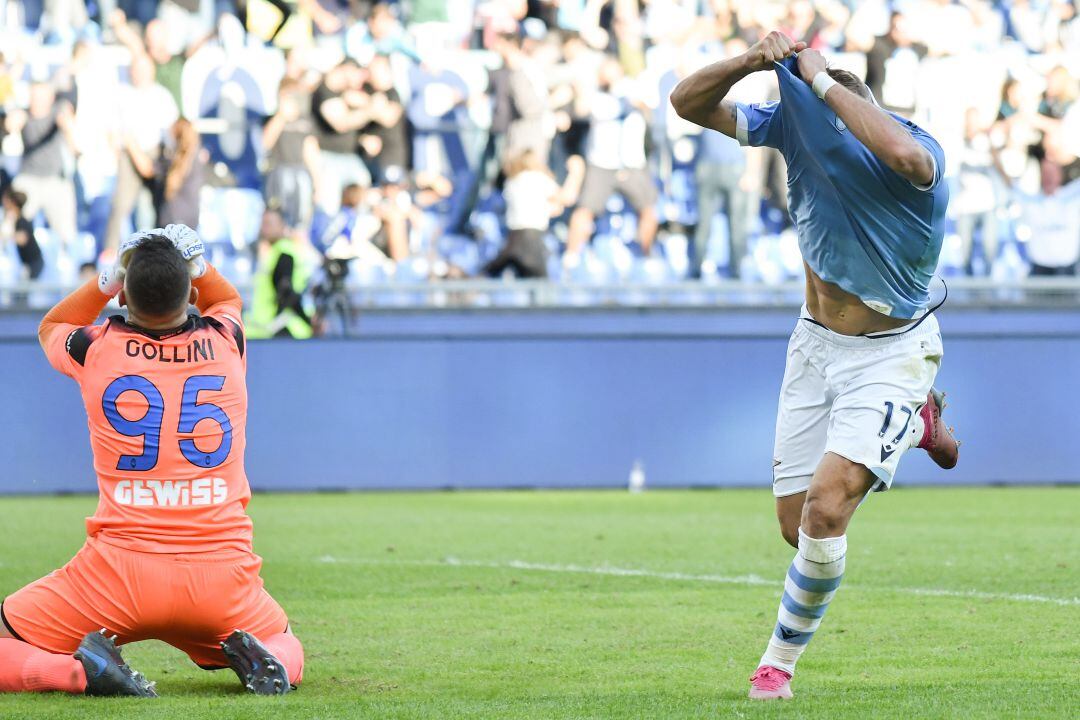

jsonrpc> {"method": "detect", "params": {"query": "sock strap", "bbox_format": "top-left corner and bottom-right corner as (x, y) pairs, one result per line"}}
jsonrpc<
(798, 528), (847, 564)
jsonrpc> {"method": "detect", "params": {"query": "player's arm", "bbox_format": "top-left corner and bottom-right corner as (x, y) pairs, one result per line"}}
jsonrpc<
(193, 262), (242, 316)
(37, 278), (110, 353)
(38, 233), (147, 370)
(670, 31), (805, 136)
(796, 50), (936, 187)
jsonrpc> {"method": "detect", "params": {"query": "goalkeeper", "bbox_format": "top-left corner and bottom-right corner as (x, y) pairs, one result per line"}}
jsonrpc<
(0, 225), (303, 697)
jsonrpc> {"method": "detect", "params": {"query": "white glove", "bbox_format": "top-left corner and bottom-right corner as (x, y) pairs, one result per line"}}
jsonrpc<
(97, 231), (146, 297)
(98, 264), (124, 297)
(160, 223), (207, 279)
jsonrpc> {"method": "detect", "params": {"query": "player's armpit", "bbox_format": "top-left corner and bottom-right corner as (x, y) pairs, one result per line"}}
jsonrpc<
(888, 142), (936, 189)
(38, 279), (109, 354)
(904, 133), (944, 191)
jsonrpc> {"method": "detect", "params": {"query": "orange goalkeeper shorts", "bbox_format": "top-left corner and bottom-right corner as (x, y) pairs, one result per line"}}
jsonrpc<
(1, 536), (288, 668)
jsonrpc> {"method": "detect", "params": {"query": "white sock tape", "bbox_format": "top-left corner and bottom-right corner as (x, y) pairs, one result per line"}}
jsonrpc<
(798, 527), (847, 564)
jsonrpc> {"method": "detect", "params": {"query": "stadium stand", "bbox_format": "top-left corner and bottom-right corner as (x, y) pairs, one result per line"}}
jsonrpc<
(0, 0), (1078, 320)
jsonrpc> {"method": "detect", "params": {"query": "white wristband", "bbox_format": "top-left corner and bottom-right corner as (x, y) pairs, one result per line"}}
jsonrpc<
(812, 71), (837, 100)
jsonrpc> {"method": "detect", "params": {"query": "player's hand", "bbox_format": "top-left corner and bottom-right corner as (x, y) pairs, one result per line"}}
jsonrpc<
(796, 49), (828, 84)
(160, 223), (207, 279)
(744, 31), (806, 73)
(98, 232), (145, 297)
(98, 263), (124, 297)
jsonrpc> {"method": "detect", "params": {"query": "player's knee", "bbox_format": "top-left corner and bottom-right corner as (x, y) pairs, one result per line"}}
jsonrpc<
(802, 456), (872, 537)
(801, 494), (846, 538)
(801, 482), (856, 537)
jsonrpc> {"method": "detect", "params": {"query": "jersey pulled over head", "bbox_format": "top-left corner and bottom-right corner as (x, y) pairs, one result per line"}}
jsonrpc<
(121, 236), (194, 324)
(735, 56), (948, 319)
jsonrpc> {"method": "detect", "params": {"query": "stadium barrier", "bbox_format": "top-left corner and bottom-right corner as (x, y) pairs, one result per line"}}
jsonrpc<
(2, 292), (1078, 493)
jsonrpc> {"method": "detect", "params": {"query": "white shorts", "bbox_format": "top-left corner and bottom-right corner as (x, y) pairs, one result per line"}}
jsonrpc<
(772, 307), (944, 498)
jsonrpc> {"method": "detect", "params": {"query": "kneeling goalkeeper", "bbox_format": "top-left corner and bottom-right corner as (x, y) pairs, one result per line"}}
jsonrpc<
(0, 225), (303, 697)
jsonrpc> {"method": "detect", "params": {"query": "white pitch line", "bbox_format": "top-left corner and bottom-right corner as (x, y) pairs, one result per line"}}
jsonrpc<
(316, 555), (1080, 607)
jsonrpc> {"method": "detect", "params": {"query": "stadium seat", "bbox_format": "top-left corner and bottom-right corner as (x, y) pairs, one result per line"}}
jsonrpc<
(592, 234), (635, 279)
(660, 232), (690, 279)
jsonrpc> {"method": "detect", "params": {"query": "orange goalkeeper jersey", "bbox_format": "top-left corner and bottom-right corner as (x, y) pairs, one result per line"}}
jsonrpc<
(42, 278), (253, 553)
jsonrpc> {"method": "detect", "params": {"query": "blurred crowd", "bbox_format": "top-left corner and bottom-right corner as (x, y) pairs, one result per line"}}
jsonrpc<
(1, 0), (1079, 318)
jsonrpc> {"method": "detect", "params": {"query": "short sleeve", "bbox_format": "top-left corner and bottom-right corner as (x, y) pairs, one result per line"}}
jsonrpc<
(908, 130), (946, 191)
(735, 101), (784, 150)
(44, 324), (101, 380)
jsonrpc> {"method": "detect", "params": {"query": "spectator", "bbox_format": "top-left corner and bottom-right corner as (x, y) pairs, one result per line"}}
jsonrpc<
(109, 9), (214, 113)
(565, 57), (658, 258)
(264, 78), (321, 230)
(1040, 65), (1077, 121)
(319, 183), (408, 264)
(370, 167), (417, 262)
(247, 209), (315, 339)
(694, 127), (750, 278)
(991, 79), (1043, 195)
(954, 107), (1003, 272)
(346, 2), (421, 64)
(6, 82), (78, 251)
(78, 261), (97, 283)
(484, 150), (584, 279)
(863, 12), (926, 116)
(1020, 161), (1080, 276)
(0, 52), (17, 106)
(156, 119), (208, 228)
(105, 54), (179, 249)
(359, 54), (408, 179)
(0, 0), (1076, 295)
(312, 59), (372, 214)
(67, 40), (120, 250)
(494, 31), (552, 162)
(781, 0), (826, 48)
(1, 188), (44, 281)
(1010, 0), (1055, 53)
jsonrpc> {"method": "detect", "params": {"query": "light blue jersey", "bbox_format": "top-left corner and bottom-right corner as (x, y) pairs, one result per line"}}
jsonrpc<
(735, 57), (948, 319)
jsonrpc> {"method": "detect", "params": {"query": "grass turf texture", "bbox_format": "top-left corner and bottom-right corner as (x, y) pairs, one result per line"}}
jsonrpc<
(0, 488), (1076, 719)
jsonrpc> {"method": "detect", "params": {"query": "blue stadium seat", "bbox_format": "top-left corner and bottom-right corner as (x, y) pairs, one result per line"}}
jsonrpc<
(72, 233), (98, 266)
(629, 256), (672, 285)
(395, 256), (431, 284)
(440, 234), (482, 275)
(659, 232), (690, 279)
(199, 188), (265, 251)
(348, 260), (390, 286)
(592, 234), (634, 279)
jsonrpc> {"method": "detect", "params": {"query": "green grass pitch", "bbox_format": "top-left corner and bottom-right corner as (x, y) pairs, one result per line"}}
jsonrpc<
(0, 487), (1076, 719)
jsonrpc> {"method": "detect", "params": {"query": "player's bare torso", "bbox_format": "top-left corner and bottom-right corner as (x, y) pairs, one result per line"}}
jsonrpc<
(802, 262), (915, 336)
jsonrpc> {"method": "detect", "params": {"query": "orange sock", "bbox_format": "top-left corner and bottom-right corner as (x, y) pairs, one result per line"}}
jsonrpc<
(0, 638), (86, 694)
(263, 633), (304, 686)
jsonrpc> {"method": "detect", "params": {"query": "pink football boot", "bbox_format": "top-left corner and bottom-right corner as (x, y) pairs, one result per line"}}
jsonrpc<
(748, 665), (793, 700)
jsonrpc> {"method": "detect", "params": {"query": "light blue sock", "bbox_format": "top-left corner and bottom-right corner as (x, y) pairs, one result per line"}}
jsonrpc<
(759, 528), (847, 674)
